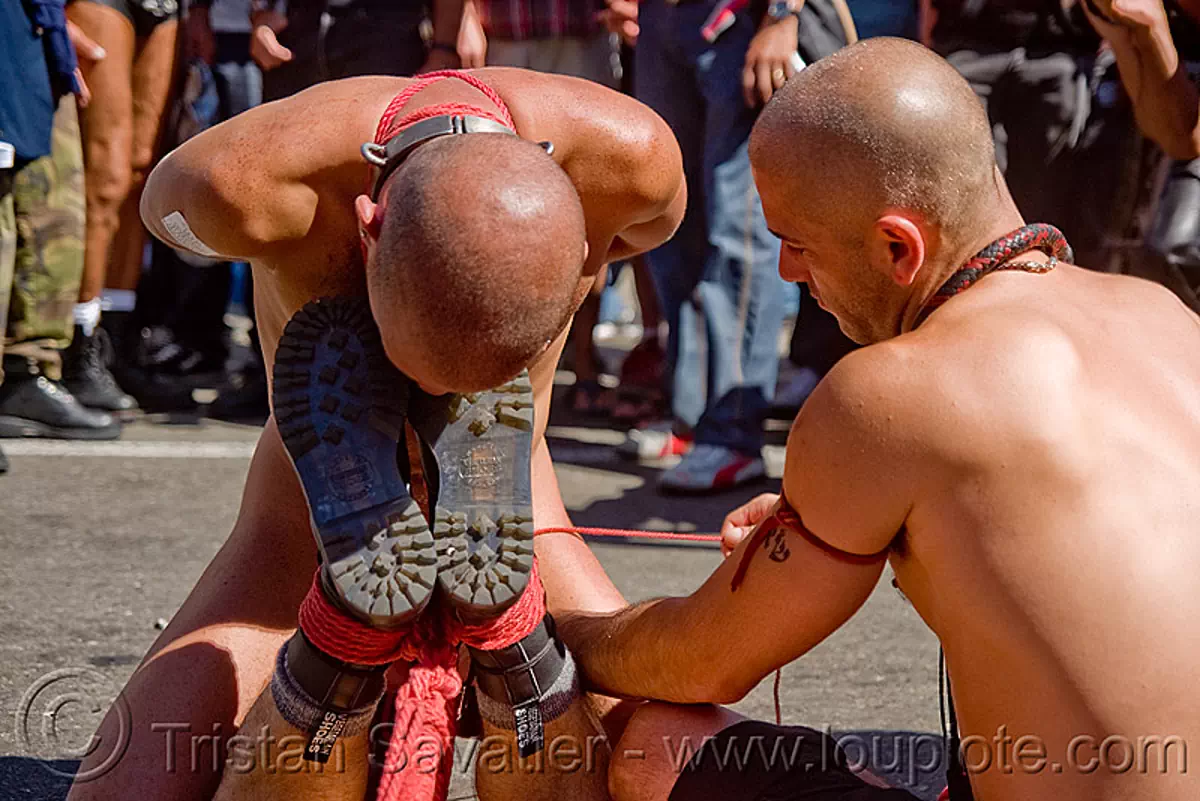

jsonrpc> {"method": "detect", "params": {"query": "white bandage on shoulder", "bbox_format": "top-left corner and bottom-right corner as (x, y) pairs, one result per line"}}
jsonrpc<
(162, 211), (221, 258)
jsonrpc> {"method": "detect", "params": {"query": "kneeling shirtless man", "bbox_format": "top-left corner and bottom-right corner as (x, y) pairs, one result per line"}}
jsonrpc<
(67, 68), (684, 801)
(561, 39), (1200, 801)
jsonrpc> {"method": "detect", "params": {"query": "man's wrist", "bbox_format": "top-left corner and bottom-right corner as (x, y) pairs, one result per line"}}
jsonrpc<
(764, 13), (799, 31)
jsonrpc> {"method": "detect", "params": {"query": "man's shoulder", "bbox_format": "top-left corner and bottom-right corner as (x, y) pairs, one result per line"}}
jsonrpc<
(809, 340), (933, 422)
(803, 326), (1050, 453)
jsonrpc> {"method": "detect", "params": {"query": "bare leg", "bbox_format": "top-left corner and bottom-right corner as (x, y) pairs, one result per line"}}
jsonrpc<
(608, 703), (745, 801)
(209, 655), (416, 800)
(630, 255), (660, 334)
(211, 692), (371, 801)
(66, 423), (320, 801)
(572, 266), (608, 386)
(609, 703), (898, 801)
(471, 442), (633, 801)
(106, 19), (178, 291)
(67, 2), (135, 303)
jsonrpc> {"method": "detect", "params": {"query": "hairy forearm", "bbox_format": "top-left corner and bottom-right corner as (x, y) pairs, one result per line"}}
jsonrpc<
(1108, 23), (1200, 159)
(559, 598), (738, 705)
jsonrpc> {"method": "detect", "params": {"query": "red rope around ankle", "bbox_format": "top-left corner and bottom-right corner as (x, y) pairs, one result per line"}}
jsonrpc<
(298, 558), (545, 801)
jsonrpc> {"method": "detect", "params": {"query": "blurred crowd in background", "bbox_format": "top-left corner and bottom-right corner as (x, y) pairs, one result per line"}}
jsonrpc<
(3, 0), (1200, 493)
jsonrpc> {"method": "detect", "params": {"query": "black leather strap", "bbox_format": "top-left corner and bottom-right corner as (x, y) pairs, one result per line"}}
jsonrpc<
(468, 614), (566, 706)
(361, 114), (517, 201)
(286, 630), (389, 713)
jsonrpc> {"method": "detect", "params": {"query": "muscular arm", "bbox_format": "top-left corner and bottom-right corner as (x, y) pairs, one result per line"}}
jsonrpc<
(560, 349), (917, 704)
(140, 80), (373, 261)
(1085, 0), (1200, 159)
(501, 71), (686, 273)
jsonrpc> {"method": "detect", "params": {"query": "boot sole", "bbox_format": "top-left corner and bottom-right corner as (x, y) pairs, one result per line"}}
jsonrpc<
(0, 415), (121, 440)
(411, 372), (536, 620)
(272, 298), (436, 629)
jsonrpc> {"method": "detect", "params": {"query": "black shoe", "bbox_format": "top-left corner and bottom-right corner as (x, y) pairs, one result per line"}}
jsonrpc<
(134, 325), (226, 388)
(207, 368), (269, 422)
(61, 326), (138, 417)
(273, 297), (436, 628)
(110, 362), (199, 414)
(0, 442), (8, 474)
(0, 358), (121, 440)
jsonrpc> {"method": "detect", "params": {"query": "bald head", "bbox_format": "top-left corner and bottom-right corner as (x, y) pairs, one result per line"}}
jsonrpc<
(751, 37), (997, 235)
(367, 134), (586, 392)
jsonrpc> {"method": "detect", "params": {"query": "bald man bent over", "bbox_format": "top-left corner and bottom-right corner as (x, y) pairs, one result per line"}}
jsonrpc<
(559, 38), (1200, 801)
(66, 68), (684, 801)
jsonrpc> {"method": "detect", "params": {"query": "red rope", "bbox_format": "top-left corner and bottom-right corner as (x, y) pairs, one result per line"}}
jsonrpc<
(374, 70), (515, 146)
(730, 494), (889, 592)
(298, 560), (545, 801)
(535, 525), (720, 544)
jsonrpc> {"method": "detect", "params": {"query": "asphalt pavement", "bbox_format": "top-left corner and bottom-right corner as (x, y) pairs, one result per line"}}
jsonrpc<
(0, 386), (943, 800)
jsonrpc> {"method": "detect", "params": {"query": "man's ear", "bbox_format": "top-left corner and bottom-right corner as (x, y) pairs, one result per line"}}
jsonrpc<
(872, 214), (925, 287)
(354, 194), (383, 244)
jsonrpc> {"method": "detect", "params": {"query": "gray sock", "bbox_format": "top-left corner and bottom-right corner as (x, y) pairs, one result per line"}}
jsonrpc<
(474, 648), (579, 731)
(269, 643), (383, 737)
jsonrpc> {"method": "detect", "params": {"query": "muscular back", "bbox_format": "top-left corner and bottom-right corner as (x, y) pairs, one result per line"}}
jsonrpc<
(885, 267), (1200, 800)
(141, 69), (684, 442)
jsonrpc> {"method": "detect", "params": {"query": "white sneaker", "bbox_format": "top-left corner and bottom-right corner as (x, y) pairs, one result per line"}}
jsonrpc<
(617, 423), (693, 461)
(657, 444), (765, 494)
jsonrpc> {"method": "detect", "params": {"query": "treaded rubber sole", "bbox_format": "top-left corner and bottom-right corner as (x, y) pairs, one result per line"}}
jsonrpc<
(273, 297), (436, 629)
(411, 371), (536, 620)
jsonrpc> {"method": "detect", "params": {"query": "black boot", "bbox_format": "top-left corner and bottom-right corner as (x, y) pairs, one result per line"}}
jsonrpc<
(206, 366), (268, 422)
(0, 442), (8, 474)
(0, 356), (121, 440)
(61, 326), (138, 417)
(102, 317), (198, 414)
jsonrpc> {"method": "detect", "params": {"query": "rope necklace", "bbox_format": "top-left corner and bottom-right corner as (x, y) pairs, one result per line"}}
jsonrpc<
(914, 223), (1073, 329)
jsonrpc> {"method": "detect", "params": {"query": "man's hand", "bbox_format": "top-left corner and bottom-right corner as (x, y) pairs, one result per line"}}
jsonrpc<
(67, 20), (105, 108)
(743, 15), (800, 107)
(720, 493), (779, 557)
(1081, 0), (1169, 33)
(184, 6), (216, 64)
(250, 10), (292, 71)
(597, 0), (639, 45)
(457, 2), (487, 68)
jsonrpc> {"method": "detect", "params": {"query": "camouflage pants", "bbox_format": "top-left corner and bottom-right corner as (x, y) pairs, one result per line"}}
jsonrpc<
(0, 96), (86, 382)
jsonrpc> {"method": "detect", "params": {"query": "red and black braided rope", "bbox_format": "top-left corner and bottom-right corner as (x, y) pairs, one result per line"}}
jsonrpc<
(914, 223), (1072, 328)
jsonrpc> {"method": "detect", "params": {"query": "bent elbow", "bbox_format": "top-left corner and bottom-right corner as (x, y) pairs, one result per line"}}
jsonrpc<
(1177, 128), (1200, 161)
(685, 669), (754, 706)
(710, 680), (753, 706)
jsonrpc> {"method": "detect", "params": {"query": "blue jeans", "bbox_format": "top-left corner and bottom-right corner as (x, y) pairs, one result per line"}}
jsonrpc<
(213, 35), (263, 119)
(635, 0), (790, 454)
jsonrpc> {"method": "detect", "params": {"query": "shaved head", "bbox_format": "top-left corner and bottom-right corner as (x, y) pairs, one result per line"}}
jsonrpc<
(750, 38), (1008, 342)
(752, 37), (996, 234)
(367, 134), (587, 392)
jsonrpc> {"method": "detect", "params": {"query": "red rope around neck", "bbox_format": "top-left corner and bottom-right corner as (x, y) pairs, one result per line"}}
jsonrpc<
(374, 70), (515, 146)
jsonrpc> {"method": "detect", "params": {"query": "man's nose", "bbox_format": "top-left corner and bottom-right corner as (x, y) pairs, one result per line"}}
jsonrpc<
(778, 248), (810, 284)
